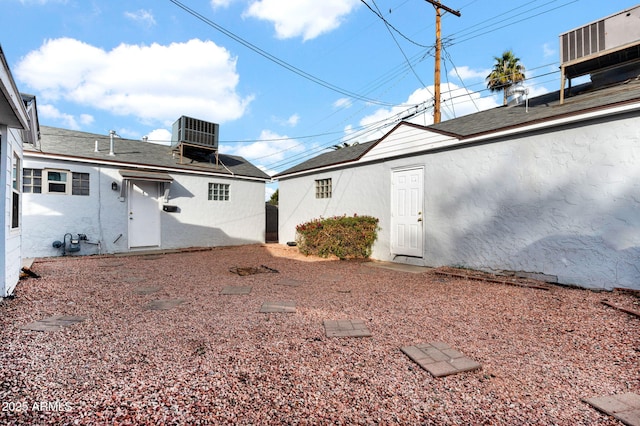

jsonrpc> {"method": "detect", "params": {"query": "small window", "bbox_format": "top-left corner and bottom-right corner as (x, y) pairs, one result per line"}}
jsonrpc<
(23, 168), (42, 193)
(315, 178), (332, 199)
(46, 170), (68, 194)
(208, 183), (230, 201)
(11, 154), (20, 229)
(72, 172), (90, 196)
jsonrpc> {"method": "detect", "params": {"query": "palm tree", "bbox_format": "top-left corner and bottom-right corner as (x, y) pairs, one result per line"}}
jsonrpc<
(486, 50), (526, 106)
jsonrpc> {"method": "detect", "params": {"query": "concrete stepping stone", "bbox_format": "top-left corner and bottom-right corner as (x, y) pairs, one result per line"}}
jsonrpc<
(133, 286), (161, 295)
(260, 301), (296, 313)
(324, 319), (371, 337)
(144, 299), (186, 311)
(320, 273), (343, 282)
(401, 342), (482, 377)
(220, 286), (252, 295)
(277, 278), (302, 287)
(583, 393), (640, 426)
(20, 315), (86, 332)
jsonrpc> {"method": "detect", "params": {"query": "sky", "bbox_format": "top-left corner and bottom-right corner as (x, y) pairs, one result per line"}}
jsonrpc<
(2, 0), (639, 198)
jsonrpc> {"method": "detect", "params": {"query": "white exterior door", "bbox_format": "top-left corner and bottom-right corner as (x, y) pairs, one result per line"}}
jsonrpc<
(128, 181), (161, 248)
(391, 167), (424, 257)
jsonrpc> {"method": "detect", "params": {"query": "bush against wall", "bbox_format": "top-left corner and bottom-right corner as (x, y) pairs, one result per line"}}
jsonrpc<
(295, 214), (380, 259)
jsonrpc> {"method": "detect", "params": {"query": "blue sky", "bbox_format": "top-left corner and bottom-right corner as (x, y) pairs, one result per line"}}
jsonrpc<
(2, 0), (638, 196)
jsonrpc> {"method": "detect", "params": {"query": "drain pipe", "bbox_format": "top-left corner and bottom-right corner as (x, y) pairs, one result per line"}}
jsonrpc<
(109, 130), (116, 156)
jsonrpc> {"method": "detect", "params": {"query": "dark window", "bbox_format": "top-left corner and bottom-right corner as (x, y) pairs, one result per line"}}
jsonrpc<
(72, 172), (90, 196)
(23, 168), (42, 193)
(315, 178), (332, 199)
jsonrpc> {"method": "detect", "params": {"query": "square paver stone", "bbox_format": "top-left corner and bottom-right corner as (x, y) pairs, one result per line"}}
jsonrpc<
(584, 393), (640, 426)
(324, 319), (372, 338)
(220, 286), (252, 295)
(145, 299), (186, 311)
(20, 315), (86, 332)
(260, 301), (296, 313)
(401, 342), (482, 377)
(133, 286), (161, 295)
(277, 278), (303, 287)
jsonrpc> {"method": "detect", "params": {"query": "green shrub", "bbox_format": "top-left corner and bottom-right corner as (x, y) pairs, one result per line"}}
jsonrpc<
(295, 214), (380, 259)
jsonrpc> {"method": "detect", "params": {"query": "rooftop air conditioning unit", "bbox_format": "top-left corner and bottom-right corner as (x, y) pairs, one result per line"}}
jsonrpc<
(560, 5), (640, 65)
(171, 116), (219, 150)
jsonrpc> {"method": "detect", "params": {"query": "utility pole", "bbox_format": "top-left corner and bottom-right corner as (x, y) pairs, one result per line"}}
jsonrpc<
(424, 1), (460, 124)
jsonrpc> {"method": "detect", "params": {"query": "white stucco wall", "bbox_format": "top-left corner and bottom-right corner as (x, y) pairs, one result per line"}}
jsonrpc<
(279, 113), (640, 291)
(1, 127), (23, 296)
(22, 157), (266, 258)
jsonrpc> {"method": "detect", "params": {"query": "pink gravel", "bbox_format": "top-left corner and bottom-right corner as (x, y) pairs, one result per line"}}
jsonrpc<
(1, 244), (638, 425)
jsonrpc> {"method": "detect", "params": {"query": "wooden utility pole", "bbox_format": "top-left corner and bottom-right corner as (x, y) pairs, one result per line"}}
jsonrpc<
(424, 1), (460, 124)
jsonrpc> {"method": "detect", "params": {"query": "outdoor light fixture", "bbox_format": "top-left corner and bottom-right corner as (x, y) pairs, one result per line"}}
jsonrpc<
(111, 181), (118, 191)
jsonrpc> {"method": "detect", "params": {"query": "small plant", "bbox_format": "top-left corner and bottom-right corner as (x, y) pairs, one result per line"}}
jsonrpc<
(295, 214), (379, 259)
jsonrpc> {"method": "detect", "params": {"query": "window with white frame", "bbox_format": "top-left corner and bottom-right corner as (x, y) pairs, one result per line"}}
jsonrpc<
(24, 169), (90, 195)
(23, 168), (42, 193)
(45, 170), (68, 194)
(315, 178), (332, 199)
(72, 172), (90, 196)
(208, 182), (230, 201)
(11, 153), (20, 229)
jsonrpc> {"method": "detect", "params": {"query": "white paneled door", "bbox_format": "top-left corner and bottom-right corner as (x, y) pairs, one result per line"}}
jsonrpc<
(128, 181), (161, 248)
(391, 167), (424, 257)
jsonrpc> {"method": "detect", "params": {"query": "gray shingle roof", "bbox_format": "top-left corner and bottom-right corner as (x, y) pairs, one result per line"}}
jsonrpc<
(26, 126), (270, 180)
(429, 79), (640, 138)
(273, 140), (377, 177)
(276, 79), (640, 178)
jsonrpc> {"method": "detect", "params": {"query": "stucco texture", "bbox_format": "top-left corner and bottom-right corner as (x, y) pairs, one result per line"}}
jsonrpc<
(279, 114), (640, 290)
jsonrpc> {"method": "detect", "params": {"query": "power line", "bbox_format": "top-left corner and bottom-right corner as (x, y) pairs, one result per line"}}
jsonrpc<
(168, 0), (397, 107)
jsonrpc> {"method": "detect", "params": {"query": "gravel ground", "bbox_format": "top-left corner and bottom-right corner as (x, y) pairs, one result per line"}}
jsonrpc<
(1, 244), (638, 425)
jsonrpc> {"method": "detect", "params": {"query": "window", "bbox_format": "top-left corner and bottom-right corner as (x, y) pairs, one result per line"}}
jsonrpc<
(46, 170), (68, 194)
(11, 154), (20, 229)
(72, 172), (90, 196)
(208, 183), (230, 201)
(315, 178), (332, 199)
(23, 168), (42, 193)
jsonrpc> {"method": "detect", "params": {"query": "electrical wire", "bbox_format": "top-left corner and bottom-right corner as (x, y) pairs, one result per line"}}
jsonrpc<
(168, 0), (397, 107)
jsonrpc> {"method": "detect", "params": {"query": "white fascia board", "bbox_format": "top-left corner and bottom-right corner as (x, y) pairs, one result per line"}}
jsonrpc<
(23, 151), (270, 183)
(0, 51), (29, 129)
(462, 101), (640, 145)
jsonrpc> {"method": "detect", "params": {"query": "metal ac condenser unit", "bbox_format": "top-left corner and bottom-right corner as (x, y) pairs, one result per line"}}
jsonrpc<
(171, 116), (219, 149)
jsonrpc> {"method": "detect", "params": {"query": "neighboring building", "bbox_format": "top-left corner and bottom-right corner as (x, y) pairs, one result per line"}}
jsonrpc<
(0, 45), (39, 297)
(22, 122), (270, 258)
(275, 7), (640, 291)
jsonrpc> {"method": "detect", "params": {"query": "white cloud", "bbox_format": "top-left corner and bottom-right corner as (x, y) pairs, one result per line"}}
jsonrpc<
(543, 42), (556, 58)
(450, 65), (488, 81)
(15, 38), (253, 126)
(38, 104), (93, 130)
(220, 129), (305, 165)
(286, 114), (299, 127)
(244, 0), (360, 41)
(333, 97), (352, 109)
(210, 0), (234, 8)
(349, 84), (500, 143)
(124, 9), (156, 27)
(146, 128), (172, 145)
